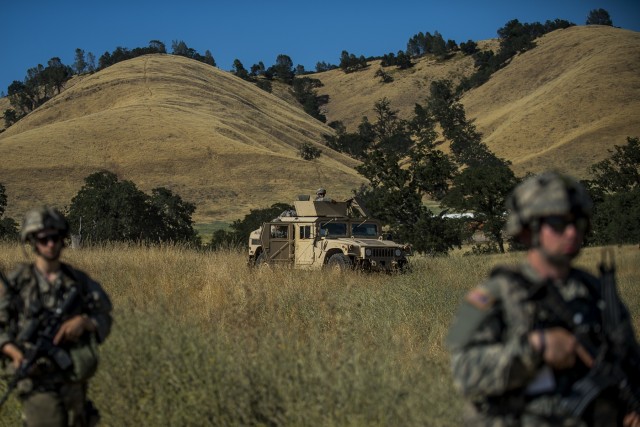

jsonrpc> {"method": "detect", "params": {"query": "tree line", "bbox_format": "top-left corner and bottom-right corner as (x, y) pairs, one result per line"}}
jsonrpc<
(0, 171), (199, 246)
(3, 8), (614, 131)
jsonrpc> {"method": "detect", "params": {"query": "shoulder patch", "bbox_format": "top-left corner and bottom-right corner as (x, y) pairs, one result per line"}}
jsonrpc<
(465, 287), (495, 311)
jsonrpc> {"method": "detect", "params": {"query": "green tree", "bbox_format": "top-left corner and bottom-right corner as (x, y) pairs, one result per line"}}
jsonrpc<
(74, 48), (87, 74)
(255, 79), (272, 93)
(250, 62), (265, 76)
(395, 51), (413, 69)
(67, 171), (197, 244)
(586, 8), (613, 26)
(149, 187), (198, 244)
(0, 183), (19, 241)
(442, 164), (518, 253)
(270, 54), (295, 83)
(587, 136), (640, 245)
(354, 97), (462, 254)
(588, 136), (639, 192)
(86, 52), (96, 72)
(203, 50), (216, 66)
(370, 98), (412, 155)
(43, 57), (71, 94)
(339, 50), (367, 73)
(171, 40), (190, 57)
(292, 77), (326, 121)
(3, 109), (20, 127)
(375, 69), (393, 83)
(232, 59), (250, 80)
(0, 183), (6, 218)
(298, 143), (322, 160)
(149, 40), (167, 53)
(459, 40), (478, 55)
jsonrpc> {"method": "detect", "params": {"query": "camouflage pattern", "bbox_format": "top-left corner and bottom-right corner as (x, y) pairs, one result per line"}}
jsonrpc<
(20, 206), (69, 242)
(505, 171), (593, 237)
(0, 263), (112, 426)
(446, 263), (639, 426)
(315, 188), (328, 201)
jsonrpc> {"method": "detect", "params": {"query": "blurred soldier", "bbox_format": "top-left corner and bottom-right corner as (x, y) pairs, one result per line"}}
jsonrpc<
(447, 172), (640, 426)
(0, 207), (112, 426)
(315, 188), (332, 202)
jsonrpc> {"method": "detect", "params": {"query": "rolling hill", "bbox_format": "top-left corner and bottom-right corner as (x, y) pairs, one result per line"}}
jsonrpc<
(315, 25), (640, 178)
(0, 55), (364, 223)
(1, 24), (638, 226)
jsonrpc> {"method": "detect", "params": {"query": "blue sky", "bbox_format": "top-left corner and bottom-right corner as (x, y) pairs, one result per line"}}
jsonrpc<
(2, 0), (639, 94)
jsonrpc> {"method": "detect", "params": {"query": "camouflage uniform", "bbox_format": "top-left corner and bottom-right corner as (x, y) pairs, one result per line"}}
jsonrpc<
(0, 207), (112, 426)
(446, 172), (640, 426)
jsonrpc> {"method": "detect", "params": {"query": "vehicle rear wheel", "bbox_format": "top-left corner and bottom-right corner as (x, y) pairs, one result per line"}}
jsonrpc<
(326, 253), (352, 271)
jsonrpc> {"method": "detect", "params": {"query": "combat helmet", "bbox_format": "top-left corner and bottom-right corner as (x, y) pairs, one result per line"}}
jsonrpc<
(505, 171), (593, 237)
(316, 188), (326, 196)
(20, 207), (69, 243)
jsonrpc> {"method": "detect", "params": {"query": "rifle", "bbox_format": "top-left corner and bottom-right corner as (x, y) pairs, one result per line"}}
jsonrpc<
(0, 285), (79, 407)
(535, 249), (640, 418)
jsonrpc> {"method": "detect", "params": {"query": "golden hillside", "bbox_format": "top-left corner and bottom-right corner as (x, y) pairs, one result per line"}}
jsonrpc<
(1, 25), (638, 226)
(0, 55), (363, 222)
(315, 26), (640, 179)
(463, 25), (640, 177)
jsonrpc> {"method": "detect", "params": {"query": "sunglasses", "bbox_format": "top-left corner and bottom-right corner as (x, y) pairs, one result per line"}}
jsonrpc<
(542, 215), (589, 234)
(35, 233), (63, 245)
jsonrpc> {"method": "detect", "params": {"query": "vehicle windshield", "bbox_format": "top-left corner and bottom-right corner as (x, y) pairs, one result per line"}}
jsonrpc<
(320, 222), (348, 237)
(351, 222), (378, 237)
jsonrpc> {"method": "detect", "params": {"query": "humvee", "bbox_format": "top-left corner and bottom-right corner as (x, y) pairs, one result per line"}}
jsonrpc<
(248, 196), (411, 271)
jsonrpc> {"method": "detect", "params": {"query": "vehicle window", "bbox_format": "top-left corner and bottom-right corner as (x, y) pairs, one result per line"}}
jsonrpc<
(352, 223), (378, 237)
(320, 222), (347, 237)
(270, 224), (289, 239)
(299, 225), (311, 239)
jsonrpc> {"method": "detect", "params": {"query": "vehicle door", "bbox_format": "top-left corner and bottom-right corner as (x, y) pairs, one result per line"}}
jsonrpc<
(295, 224), (315, 265)
(261, 223), (294, 264)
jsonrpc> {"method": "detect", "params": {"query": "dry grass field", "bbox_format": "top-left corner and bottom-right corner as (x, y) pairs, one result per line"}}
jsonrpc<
(1, 25), (638, 228)
(0, 243), (638, 425)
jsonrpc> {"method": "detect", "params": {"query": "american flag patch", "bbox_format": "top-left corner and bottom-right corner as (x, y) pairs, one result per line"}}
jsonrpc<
(465, 288), (494, 310)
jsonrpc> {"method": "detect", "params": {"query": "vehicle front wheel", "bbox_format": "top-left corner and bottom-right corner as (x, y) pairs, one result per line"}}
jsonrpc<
(326, 253), (353, 271)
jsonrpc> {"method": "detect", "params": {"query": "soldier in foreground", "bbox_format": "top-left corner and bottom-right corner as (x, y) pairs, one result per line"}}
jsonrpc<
(447, 172), (640, 426)
(0, 207), (112, 426)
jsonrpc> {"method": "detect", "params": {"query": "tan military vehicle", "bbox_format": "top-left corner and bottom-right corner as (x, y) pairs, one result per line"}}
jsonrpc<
(248, 196), (411, 271)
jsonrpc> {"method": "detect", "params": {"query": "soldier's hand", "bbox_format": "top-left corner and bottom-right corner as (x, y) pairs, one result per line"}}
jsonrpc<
(623, 412), (640, 427)
(624, 412), (640, 427)
(534, 327), (591, 370)
(53, 315), (96, 345)
(1, 343), (24, 369)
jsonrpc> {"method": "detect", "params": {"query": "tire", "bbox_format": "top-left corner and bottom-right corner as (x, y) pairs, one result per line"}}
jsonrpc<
(326, 253), (353, 271)
(255, 252), (270, 268)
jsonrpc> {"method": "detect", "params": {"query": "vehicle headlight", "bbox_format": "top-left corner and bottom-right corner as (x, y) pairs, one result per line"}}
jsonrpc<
(365, 248), (372, 256)
(395, 249), (402, 257)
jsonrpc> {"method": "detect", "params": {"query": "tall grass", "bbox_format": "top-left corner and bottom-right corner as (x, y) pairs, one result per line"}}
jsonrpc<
(0, 243), (638, 426)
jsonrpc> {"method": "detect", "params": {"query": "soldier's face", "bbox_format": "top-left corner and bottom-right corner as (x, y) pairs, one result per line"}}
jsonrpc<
(34, 229), (64, 261)
(538, 215), (586, 260)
